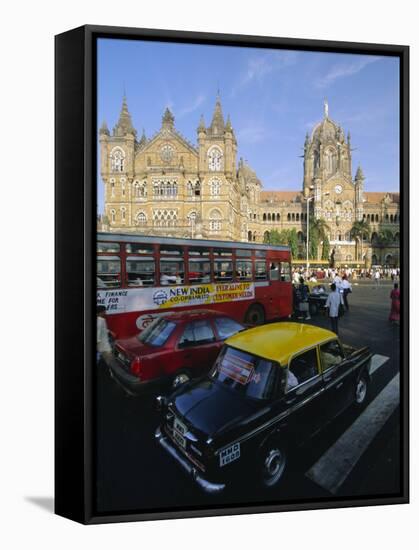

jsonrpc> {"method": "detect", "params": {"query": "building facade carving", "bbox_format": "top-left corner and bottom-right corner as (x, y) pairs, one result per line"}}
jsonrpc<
(99, 96), (400, 266)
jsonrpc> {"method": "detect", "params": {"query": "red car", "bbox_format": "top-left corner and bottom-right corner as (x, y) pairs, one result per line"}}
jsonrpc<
(109, 310), (245, 395)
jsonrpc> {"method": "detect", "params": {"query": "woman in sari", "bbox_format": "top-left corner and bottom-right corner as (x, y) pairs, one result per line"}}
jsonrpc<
(389, 283), (400, 322)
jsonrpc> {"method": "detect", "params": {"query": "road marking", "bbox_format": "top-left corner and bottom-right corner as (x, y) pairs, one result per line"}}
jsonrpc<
(306, 372), (399, 494)
(370, 354), (390, 375)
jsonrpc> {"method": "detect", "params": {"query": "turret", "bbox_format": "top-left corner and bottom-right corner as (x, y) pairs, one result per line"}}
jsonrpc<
(161, 107), (175, 131)
(113, 95), (136, 137)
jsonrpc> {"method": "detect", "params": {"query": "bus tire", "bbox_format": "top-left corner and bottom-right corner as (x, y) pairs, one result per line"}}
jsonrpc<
(245, 304), (265, 326)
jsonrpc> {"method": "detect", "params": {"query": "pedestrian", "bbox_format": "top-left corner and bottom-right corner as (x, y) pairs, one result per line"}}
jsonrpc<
(325, 283), (344, 335)
(297, 276), (311, 320)
(389, 283), (400, 323)
(341, 274), (352, 311)
(97, 305), (113, 365)
(374, 269), (381, 288)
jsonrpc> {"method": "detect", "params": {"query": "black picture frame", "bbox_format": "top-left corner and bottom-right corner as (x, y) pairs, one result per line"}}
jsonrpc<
(55, 24), (409, 525)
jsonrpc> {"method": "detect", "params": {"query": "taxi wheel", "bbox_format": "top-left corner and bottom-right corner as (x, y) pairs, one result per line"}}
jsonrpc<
(245, 304), (265, 325)
(355, 374), (368, 406)
(260, 442), (287, 488)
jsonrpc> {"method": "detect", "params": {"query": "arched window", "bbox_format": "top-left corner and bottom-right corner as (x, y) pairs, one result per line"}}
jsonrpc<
(110, 147), (125, 172)
(371, 232), (379, 244)
(264, 231), (270, 242)
(137, 181), (147, 197)
(248, 230), (253, 242)
(187, 211), (197, 226)
(375, 214), (379, 222)
(296, 213), (300, 221)
(287, 213), (291, 221)
(110, 180), (115, 198)
(210, 178), (221, 197)
(208, 146), (223, 172)
(120, 206), (126, 222)
(263, 213), (267, 221)
(153, 209), (178, 227)
(324, 147), (336, 176)
(346, 254), (352, 261)
(268, 213), (271, 221)
(292, 213), (295, 221)
(276, 213), (280, 221)
(209, 209), (222, 232)
(297, 231), (304, 243)
(110, 209), (116, 224)
(135, 211), (147, 226)
(390, 214), (394, 223)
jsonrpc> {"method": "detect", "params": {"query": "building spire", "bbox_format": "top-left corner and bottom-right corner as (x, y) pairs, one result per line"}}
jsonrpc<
(113, 95), (136, 137)
(208, 93), (225, 135)
(324, 98), (329, 119)
(355, 165), (364, 182)
(162, 107), (175, 130)
(99, 119), (110, 136)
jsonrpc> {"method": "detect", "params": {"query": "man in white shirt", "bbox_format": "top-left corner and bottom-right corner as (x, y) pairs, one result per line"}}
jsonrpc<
(374, 270), (381, 288)
(97, 305), (112, 364)
(341, 275), (352, 311)
(325, 283), (344, 334)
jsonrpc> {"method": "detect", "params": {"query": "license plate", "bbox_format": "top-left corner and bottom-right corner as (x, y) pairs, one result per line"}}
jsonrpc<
(220, 443), (241, 467)
(173, 417), (187, 449)
(173, 429), (186, 449)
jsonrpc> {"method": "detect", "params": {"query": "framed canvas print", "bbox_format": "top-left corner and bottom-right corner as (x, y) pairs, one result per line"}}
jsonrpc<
(55, 25), (409, 524)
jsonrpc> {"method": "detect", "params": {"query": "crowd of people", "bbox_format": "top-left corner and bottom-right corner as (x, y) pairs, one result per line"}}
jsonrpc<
(292, 264), (401, 334)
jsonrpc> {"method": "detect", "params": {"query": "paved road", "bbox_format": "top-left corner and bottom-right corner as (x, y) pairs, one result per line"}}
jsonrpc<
(95, 282), (402, 514)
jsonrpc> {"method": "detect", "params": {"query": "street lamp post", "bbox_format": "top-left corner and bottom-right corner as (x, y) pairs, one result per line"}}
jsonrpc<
(306, 190), (330, 275)
(306, 196), (314, 274)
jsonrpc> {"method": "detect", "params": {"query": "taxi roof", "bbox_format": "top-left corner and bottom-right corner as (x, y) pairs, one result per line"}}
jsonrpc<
(225, 322), (337, 366)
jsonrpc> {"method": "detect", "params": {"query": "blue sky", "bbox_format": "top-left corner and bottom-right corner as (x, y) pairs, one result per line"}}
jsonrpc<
(97, 38), (399, 213)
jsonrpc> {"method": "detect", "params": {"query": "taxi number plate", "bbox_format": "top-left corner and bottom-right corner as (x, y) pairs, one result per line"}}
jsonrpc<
(220, 443), (240, 467)
(173, 429), (186, 449)
(173, 417), (187, 449)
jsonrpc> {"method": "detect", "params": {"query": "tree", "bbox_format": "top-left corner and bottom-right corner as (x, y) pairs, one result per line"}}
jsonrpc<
(308, 218), (330, 260)
(321, 235), (330, 261)
(351, 220), (371, 262)
(288, 228), (298, 258)
(378, 229), (394, 246)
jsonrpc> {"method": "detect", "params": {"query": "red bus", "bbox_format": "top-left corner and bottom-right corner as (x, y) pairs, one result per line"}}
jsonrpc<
(97, 232), (293, 339)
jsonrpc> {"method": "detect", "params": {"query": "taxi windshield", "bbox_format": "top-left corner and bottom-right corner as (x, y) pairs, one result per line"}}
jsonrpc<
(210, 346), (277, 400)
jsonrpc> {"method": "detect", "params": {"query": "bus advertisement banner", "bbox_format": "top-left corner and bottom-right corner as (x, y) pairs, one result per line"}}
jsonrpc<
(97, 281), (255, 315)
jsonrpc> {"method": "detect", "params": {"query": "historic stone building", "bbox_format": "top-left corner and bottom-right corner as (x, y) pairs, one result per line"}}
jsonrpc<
(99, 95), (400, 267)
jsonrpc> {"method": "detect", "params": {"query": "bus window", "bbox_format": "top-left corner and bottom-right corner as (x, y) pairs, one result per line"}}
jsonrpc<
(160, 246), (183, 256)
(126, 243), (154, 254)
(188, 258), (211, 284)
(97, 256), (120, 288)
(255, 261), (267, 280)
(214, 259), (233, 282)
(236, 260), (252, 281)
(188, 248), (210, 256)
(126, 257), (155, 287)
(97, 242), (120, 253)
(269, 261), (280, 281)
(255, 250), (267, 258)
(160, 258), (184, 285)
(213, 249), (232, 257)
(280, 262), (292, 282)
(236, 249), (252, 257)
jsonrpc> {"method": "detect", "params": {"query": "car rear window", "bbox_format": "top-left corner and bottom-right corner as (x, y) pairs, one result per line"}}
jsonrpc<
(214, 317), (243, 340)
(138, 318), (176, 347)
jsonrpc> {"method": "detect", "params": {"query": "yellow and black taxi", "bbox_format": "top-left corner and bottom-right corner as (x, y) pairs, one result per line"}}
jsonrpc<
(155, 322), (372, 493)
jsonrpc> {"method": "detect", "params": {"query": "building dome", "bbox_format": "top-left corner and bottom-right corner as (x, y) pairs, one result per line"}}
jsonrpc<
(310, 100), (345, 144)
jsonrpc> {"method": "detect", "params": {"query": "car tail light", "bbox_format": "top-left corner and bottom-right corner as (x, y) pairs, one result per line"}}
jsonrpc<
(130, 357), (141, 376)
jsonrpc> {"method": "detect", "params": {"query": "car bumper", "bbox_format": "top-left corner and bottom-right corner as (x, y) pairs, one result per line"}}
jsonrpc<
(155, 427), (226, 495)
(107, 357), (164, 396)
